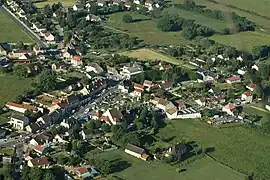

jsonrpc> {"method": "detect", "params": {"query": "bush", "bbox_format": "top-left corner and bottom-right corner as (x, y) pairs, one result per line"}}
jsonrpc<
(122, 14), (133, 23)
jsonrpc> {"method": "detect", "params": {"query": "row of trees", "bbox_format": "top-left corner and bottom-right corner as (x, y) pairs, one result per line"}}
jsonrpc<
(251, 45), (270, 59)
(157, 14), (214, 39)
(175, 0), (255, 33)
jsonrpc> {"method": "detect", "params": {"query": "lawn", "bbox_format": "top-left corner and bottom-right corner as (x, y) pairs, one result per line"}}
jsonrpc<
(107, 12), (188, 45)
(243, 105), (270, 124)
(121, 48), (197, 70)
(163, 7), (231, 32)
(0, 75), (34, 106)
(0, 11), (33, 43)
(156, 119), (270, 179)
(34, 0), (76, 8)
(0, 148), (15, 156)
(99, 150), (244, 180)
(210, 31), (270, 53)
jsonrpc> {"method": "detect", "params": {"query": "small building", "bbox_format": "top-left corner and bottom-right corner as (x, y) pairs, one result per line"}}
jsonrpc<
(53, 133), (69, 144)
(166, 143), (187, 161)
(159, 63), (173, 71)
(29, 133), (52, 146)
(246, 83), (256, 92)
(265, 104), (270, 111)
(143, 80), (153, 89)
(27, 157), (50, 168)
(6, 102), (36, 113)
(34, 145), (49, 155)
(241, 92), (253, 103)
(25, 123), (41, 133)
(97, 0), (106, 6)
(225, 76), (241, 84)
(222, 103), (235, 116)
(80, 129), (92, 140)
(86, 14), (101, 22)
(133, 83), (144, 92)
(9, 114), (29, 130)
(44, 32), (55, 42)
(71, 56), (82, 67)
(85, 62), (103, 74)
(102, 109), (124, 125)
(125, 143), (149, 161)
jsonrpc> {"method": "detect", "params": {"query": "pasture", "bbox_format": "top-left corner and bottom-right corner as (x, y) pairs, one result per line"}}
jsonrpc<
(0, 75), (34, 106)
(163, 7), (231, 32)
(121, 48), (197, 70)
(0, 11), (33, 43)
(99, 150), (244, 180)
(210, 31), (270, 53)
(156, 119), (270, 179)
(107, 12), (188, 45)
(34, 0), (76, 7)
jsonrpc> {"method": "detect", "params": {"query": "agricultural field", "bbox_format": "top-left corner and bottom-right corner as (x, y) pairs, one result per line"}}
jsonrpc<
(0, 11), (33, 43)
(0, 75), (34, 106)
(34, 0), (76, 8)
(100, 150), (244, 180)
(163, 7), (231, 32)
(107, 12), (188, 45)
(121, 48), (197, 70)
(210, 31), (270, 53)
(156, 119), (270, 179)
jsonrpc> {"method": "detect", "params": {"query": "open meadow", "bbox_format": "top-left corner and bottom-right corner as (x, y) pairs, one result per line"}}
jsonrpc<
(107, 12), (188, 45)
(163, 7), (231, 32)
(121, 48), (197, 70)
(99, 150), (244, 180)
(210, 31), (270, 53)
(0, 75), (34, 106)
(34, 0), (76, 8)
(0, 11), (33, 43)
(156, 119), (270, 179)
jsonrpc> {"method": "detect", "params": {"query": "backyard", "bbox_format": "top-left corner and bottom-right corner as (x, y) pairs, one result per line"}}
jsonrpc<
(0, 11), (33, 43)
(156, 119), (270, 179)
(121, 48), (197, 70)
(107, 12), (188, 45)
(99, 150), (244, 180)
(34, 0), (76, 8)
(0, 75), (34, 106)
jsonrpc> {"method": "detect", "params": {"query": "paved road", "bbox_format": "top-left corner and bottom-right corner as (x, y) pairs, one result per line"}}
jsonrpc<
(1, 6), (48, 48)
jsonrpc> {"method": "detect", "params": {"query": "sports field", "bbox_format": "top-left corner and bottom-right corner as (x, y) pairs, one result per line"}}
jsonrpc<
(121, 48), (197, 70)
(210, 31), (270, 53)
(100, 150), (244, 180)
(0, 11), (33, 43)
(0, 75), (33, 106)
(156, 119), (270, 179)
(107, 12), (188, 45)
(163, 7), (231, 32)
(34, 0), (76, 7)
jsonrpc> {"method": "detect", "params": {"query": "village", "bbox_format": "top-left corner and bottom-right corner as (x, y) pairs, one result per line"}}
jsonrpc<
(0, 0), (270, 179)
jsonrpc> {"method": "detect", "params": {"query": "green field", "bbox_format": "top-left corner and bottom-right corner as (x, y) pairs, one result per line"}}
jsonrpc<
(210, 31), (270, 52)
(0, 11), (33, 43)
(163, 7), (231, 32)
(121, 48), (197, 70)
(99, 150), (244, 180)
(0, 148), (15, 156)
(0, 75), (34, 106)
(107, 12), (188, 45)
(34, 0), (76, 8)
(156, 119), (270, 179)
(244, 105), (270, 124)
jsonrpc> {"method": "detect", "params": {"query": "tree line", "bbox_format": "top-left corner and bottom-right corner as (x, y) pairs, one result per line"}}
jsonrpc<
(173, 0), (255, 34)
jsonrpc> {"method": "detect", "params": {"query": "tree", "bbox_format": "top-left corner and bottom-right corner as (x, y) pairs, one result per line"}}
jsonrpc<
(13, 64), (28, 78)
(122, 14), (133, 23)
(85, 120), (96, 131)
(29, 167), (43, 180)
(44, 4), (53, 17)
(101, 123), (111, 132)
(157, 16), (173, 32)
(37, 70), (57, 91)
(15, 41), (25, 49)
(43, 171), (56, 180)
(0, 163), (12, 180)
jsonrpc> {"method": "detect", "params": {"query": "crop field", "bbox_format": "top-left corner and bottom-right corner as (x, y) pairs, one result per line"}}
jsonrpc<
(99, 150), (244, 180)
(107, 12), (188, 45)
(210, 31), (270, 53)
(0, 75), (34, 106)
(121, 48), (197, 70)
(156, 119), (270, 179)
(0, 11), (33, 43)
(163, 7), (231, 32)
(34, 0), (76, 8)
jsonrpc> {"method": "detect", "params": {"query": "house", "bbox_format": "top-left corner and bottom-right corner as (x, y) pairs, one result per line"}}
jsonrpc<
(151, 98), (175, 112)
(34, 145), (48, 155)
(75, 166), (100, 179)
(25, 123), (41, 133)
(133, 0), (140, 5)
(85, 62), (103, 74)
(197, 68), (217, 83)
(37, 114), (52, 127)
(80, 129), (92, 140)
(246, 83), (256, 92)
(51, 62), (70, 72)
(143, 80), (153, 90)
(29, 133), (52, 146)
(102, 108), (124, 125)
(60, 119), (78, 129)
(125, 143), (149, 161)
(195, 95), (225, 106)
(174, 100), (186, 110)
(8, 50), (35, 59)
(92, 110), (103, 120)
(265, 104), (270, 111)
(222, 103), (235, 116)
(225, 76), (241, 84)
(9, 114), (29, 130)
(27, 157), (50, 168)
(97, 0), (106, 6)
(241, 91), (253, 103)
(166, 108), (201, 119)
(118, 80), (132, 93)
(32, 23), (46, 33)
(159, 63), (173, 71)
(53, 133), (69, 144)
(71, 56), (82, 67)
(237, 69), (246, 75)
(130, 89), (143, 98)
(62, 47), (78, 59)
(107, 66), (118, 75)
(133, 83), (144, 92)
(6, 102), (36, 113)
(73, 4), (84, 11)
(44, 32), (55, 42)
(159, 81), (172, 90)
(124, 1), (131, 8)
(144, 0), (153, 10)
(86, 14), (102, 22)
(166, 143), (187, 161)
(120, 64), (143, 79)
(252, 64), (259, 71)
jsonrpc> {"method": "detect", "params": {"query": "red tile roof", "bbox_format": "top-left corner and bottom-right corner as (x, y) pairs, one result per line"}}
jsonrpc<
(134, 89), (143, 93)
(134, 83), (144, 90)
(77, 167), (88, 174)
(29, 157), (50, 166)
(244, 91), (252, 97)
(226, 76), (241, 82)
(73, 56), (81, 61)
(6, 102), (36, 111)
(224, 103), (235, 110)
(34, 145), (45, 153)
(247, 83), (256, 88)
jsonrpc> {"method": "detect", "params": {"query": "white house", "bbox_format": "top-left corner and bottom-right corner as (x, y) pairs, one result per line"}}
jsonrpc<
(246, 83), (256, 91)
(265, 104), (270, 111)
(237, 69), (246, 75)
(9, 114), (29, 130)
(125, 143), (149, 161)
(252, 64), (259, 71)
(226, 76), (241, 84)
(241, 91), (253, 103)
(44, 32), (55, 42)
(166, 108), (201, 120)
(222, 103), (235, 116)
(85, 62), (103, 74)
(102, 108), (124, 125)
